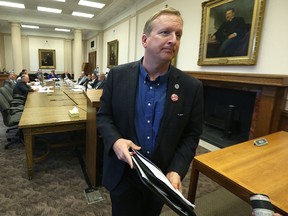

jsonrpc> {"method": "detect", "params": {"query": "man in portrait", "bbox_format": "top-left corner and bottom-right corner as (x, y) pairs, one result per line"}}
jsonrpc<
(110, 46), (116, 66)
(208, 8), (248, 57)
(42, 52), (53, 66)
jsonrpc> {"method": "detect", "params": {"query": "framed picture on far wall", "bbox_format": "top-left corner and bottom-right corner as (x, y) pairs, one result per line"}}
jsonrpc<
(198, 0), (266, 66)
(38, 49), (56, 69)
(107, 40), (118, 68)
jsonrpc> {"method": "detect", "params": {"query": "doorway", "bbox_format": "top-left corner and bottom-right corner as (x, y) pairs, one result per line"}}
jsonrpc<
(88, 51), (97, 74)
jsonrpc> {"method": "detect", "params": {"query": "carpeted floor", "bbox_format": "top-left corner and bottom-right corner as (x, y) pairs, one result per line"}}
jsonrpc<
(0, 114), (237, 216)
(161, 187), (251, 216)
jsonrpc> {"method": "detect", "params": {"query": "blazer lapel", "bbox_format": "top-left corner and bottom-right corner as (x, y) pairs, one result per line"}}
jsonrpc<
(127, 61), (140, 143)
(157, 68), (181, 141)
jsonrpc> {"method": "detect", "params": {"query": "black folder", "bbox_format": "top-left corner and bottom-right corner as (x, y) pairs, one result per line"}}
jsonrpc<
(130, 150), (196, 216)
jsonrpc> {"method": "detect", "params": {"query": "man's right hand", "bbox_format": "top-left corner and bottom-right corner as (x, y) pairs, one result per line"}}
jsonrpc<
(113, 138), (141, 169)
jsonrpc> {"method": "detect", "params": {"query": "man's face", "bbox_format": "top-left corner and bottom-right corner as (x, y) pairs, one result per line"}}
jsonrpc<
(99, 75), (105, 80)
(24, 75), (29, 83)
(142, 14), (183, 63)
(225, 10), (235, 21)
(9, 73), (15, 80)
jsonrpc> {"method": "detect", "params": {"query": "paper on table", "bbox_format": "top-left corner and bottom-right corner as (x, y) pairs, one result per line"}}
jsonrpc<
(72, 88), (83, 92)
(37, 86), (54, 93)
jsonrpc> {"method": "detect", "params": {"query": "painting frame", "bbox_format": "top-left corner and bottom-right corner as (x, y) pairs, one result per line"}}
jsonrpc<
(107, 40), (119, 68)
(198, 0), (266, 66)
(38, 49), (56, 69)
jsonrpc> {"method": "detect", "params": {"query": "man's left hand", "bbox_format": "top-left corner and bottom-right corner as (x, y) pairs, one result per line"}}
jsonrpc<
(166, 171), (182, 193)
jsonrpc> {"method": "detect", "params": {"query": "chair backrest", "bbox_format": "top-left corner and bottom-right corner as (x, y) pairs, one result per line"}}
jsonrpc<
(0, 90), (12, 112)
(3, 84), (13, 96)
(0, 86), (13, 103)
(0, 91), (22, 127)
(0, 92), (12, 126)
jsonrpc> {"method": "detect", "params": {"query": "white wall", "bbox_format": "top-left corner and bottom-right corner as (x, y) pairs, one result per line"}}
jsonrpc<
(103, 20), (130, 73)
(28, 37), (65, 73)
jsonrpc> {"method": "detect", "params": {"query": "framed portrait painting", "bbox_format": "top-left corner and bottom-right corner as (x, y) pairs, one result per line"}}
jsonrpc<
(38, 49), (56, 69)
(198, 0), (266, 65)
(107, 40), (119, 68)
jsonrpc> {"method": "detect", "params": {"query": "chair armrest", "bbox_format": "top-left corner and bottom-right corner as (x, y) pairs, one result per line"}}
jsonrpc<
(8, 107), (23, 115)
(10, 100), (25, 106)
(13, 94), (26, 101)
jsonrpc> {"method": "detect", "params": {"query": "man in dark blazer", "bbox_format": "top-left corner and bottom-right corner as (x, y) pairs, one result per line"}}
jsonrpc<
(211, 8), (246, 57)
(77, 71), (88, 85)
(61, 71), (72, 80)
(13, 74), (34, 100)
(87, 73), (98, 89)
(97, 7), (203, 216)
(94, 73), (106, 89)
(3, 72), (17, 88)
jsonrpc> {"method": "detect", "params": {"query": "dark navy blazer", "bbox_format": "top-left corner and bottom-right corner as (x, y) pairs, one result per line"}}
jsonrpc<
(97, 60), (203, 191)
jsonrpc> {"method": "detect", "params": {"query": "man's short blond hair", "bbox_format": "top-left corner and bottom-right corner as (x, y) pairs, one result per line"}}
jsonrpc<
(143, 7), (183, 35)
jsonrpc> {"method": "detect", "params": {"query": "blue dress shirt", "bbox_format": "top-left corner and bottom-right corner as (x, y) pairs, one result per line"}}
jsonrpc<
(135, 63), (169, 159)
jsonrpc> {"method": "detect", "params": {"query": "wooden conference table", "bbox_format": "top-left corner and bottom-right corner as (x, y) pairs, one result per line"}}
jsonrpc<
(188, 131), (288, 215)
(19, 84), (102, 185)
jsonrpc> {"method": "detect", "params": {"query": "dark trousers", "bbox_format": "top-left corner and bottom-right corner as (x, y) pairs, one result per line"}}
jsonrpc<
(217, 38), (241, 57)
(110, 167), (164, 216)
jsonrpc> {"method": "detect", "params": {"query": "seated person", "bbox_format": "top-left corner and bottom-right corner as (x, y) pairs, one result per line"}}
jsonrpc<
(13, 74), (35, 100)
(17, 69), (28, 80)
(77, 71), (88, 86)
(3, 72), (17, 88)
(61, 71), (72, 80)
(87, 73), (98, 89)
(210, 8), (247, 57)
(35, 68), (44, 83)
(47, 70), (59, 80)
(95, 73), (106, 89)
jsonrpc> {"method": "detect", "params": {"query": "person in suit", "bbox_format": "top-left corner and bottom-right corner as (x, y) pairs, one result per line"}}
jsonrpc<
(87, 73), (98, 89)
(94, 73), (106, 89)
(97, 7), (203, 216)
(17, 69), (28, 80)
(61, 71), (72, 80)
(211, 8), (246, 57)
(77, 71), (88, 86)
(35, 68), (44, 83)
(3, 72), (17, 88)
(13, 74), (35, 100)
(47, 70), (58, 79)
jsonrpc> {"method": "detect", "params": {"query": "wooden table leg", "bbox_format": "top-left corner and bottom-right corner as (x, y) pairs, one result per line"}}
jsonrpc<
(23, 129), (33, 180)
(187, 159), (200, 203)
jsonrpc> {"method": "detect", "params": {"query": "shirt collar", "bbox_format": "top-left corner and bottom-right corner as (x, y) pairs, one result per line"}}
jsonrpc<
(139, 60), (170, 85)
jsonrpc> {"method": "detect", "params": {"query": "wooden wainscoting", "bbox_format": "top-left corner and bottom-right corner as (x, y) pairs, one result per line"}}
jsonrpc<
(187, 71), (288, 139)
(280, 111), (288, 132)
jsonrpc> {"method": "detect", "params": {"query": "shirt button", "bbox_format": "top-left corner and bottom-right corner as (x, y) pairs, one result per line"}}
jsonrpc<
(147, 120), (150, 123)
(150, 86), (153, 90)
(147, 151), (150, 154)
(147, 136), (150, 139)
(147, 103), (151, 106)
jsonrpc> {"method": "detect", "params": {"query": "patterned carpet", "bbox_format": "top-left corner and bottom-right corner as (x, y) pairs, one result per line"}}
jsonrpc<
(0, 115), (220, 215)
